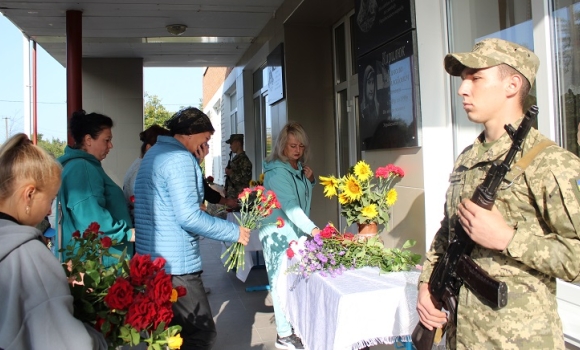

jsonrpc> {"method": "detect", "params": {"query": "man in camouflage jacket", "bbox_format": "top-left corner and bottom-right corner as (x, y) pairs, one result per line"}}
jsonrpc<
(225, 134), (253, 207)
(417, 38), (580, 349)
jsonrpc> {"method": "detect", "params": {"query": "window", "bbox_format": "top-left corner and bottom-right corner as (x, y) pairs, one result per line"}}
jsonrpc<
(229, 92), (237, 133)
(447, 0), (533, 156)
(553, 1), (580, 156)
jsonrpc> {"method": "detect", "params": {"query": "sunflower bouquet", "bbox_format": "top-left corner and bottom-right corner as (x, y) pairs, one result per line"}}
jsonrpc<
(248, 173), (265, 187)
(319, 161), (404, 226)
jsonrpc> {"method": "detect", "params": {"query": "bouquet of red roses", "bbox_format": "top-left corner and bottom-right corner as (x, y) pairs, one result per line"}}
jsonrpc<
(221, 185), (284, 271)
(62, 222), (185, 350)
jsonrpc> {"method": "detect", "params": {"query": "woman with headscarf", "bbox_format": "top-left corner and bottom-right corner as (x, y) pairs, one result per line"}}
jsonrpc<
(134, 107), (250, 350)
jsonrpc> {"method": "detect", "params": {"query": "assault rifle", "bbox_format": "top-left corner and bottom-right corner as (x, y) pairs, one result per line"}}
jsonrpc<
(224, 151), (233, 191)
(411, 105), (539, 350)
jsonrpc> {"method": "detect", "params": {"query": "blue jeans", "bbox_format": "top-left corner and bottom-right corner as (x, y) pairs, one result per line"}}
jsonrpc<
(170, 272), (216, 349)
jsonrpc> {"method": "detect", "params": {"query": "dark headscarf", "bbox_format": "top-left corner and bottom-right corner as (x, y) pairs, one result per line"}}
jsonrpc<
(164, 107), (215, 136)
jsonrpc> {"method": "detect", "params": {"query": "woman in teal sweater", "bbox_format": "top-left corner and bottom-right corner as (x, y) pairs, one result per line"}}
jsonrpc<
(259, 122), (321, 350)
(57, 110), (134, 267)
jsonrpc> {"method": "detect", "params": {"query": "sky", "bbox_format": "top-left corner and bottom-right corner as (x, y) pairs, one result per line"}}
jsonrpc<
(0, 13), (204, 144)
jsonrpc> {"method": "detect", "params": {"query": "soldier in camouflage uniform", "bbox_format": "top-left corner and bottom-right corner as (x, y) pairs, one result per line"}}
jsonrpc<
(417, 38), (580, 349)
(224, 134), (253, 208)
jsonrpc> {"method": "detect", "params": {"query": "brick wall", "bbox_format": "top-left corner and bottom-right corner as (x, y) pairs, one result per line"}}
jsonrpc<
(202, 67), (234, 108)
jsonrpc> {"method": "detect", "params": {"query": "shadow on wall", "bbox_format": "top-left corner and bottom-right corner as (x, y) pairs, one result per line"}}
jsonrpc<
(380, 191), (426, 262)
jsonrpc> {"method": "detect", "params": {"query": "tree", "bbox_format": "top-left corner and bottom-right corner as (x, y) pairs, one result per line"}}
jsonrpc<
(37, 133), (67, 158)
(143, 93), (173, 129)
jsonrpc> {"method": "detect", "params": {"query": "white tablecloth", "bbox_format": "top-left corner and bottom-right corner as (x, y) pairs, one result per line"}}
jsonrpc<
(220, 212), (263, 282)
(278, 260), (420, 350)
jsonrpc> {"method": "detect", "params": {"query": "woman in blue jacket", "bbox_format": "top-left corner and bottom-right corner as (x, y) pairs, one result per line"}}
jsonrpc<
(134, 107), (250, 350)
(58, 110), (134, 267)
(259, 122), (321, 350)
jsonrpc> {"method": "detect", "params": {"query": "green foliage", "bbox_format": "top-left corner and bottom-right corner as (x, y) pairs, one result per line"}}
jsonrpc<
(144, 93), (174, 129)
(286, 224), (422, 278)
(36, 133), (66, 158)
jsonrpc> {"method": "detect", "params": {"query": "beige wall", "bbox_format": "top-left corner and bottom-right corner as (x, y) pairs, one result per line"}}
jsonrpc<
(284, 23), (339, 228)
(82, 58), (144, 186)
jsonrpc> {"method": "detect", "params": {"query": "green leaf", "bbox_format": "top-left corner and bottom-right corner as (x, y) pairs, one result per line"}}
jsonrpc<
(131, 328), (140, 345)
(402, 239), (416, 249)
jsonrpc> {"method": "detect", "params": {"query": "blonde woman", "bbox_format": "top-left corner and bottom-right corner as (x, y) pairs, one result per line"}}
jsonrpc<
(0, 134), (106, 350)
(259, 122), (321, 349)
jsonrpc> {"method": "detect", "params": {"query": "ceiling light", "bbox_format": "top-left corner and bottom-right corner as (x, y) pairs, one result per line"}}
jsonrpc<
(166, 24), (187, 36)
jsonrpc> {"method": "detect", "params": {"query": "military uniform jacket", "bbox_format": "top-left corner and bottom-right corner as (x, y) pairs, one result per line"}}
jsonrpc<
(225, 151), (253, 199)
(419, 124), (580, 349)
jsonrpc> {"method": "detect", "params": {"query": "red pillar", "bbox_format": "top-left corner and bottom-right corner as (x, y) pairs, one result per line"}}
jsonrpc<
(66, 10), (82, 146)
(32, 41), (38, 145)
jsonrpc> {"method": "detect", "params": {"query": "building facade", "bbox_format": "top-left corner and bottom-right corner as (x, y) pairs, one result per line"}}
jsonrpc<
(202, 0), (580, 346)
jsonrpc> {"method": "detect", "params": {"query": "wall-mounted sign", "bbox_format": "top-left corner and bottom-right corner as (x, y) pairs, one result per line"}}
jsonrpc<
(354, 0), (415, 58)
(267, 43), (285, 105)
(358, 31), (419, 150)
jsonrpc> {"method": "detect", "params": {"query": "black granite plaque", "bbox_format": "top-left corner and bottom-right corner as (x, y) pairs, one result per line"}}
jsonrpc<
(267, 43), (285, 105)
(354, 0), (415, 58)
(358, 31), (419, 150)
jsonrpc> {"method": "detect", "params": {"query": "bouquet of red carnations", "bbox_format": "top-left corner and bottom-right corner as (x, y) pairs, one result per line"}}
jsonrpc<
(221, 185), (284, 271)
(62, 222), (185, 350)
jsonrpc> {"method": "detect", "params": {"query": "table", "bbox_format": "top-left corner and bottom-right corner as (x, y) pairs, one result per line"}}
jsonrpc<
(220, 212), (263, 283)
(277, 262), (420, 350)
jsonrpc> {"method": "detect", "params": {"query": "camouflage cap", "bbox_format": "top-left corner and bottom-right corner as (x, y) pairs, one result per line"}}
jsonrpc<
(444, 38), (540, 86)
(225, 134), (244, 144)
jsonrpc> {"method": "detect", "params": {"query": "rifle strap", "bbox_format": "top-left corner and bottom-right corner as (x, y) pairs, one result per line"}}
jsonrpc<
(504, 139), (555, 183)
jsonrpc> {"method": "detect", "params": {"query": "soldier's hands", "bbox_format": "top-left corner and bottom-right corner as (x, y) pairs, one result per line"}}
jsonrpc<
(457, 199), (514, 251)
(303, 165), (314, 182)
(237, 226), (251, 246)
(417, 282), (447, 330)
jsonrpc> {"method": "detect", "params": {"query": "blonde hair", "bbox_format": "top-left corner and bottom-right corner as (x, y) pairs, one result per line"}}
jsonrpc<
(266, 122), (311, 164)
(0, 133), (62, 200)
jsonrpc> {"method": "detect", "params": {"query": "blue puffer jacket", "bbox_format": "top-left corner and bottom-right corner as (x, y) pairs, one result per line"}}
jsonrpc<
(134, 136), (239, 275)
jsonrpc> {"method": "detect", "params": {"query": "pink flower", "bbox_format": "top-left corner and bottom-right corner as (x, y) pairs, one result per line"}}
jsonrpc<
(375, 166), (389, 179)
(286, 248), (295, 258)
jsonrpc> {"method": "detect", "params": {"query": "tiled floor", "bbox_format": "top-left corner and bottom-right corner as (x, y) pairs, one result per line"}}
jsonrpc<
(199, 237), (394, 350)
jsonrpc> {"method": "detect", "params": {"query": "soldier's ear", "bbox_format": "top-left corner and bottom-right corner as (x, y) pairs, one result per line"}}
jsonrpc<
(505, 74), (523, 98)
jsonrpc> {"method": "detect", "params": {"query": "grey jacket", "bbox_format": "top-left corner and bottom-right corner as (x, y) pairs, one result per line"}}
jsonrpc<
(0, 219), (107, 350)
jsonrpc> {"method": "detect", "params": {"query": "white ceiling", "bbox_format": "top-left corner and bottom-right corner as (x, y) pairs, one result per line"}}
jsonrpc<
(0, 0), (286, 67)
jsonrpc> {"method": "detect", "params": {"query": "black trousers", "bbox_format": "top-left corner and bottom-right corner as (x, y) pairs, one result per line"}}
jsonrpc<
(170, 272), (216, 350)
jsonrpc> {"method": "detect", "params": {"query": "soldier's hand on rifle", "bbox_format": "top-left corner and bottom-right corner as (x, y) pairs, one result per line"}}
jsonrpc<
(238, 226), (251, 246)
(416, 282), (447, 330)
(457, 199), (515, 251)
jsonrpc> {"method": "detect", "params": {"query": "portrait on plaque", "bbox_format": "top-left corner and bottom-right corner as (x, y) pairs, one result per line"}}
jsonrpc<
(358, 31), (419, 150)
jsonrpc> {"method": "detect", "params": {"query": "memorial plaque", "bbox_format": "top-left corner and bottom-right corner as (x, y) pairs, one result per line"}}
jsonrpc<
(358, 31), (419, 150)
(354, 0), (415, 58)
(267, 43), (285, 105)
